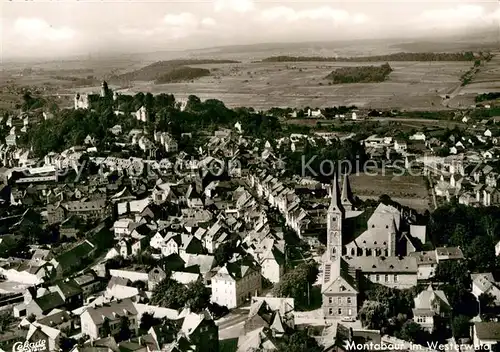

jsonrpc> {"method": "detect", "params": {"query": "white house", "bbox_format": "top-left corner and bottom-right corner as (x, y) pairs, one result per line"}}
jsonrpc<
(394, 140), (407, 153)
(412, 285), (450, 332)
(135, 106), (147, 122)
(484, 129), (492, 138)
(410, 132), (426, 141)
(472, 273), (500, 305)
(113, 219), (135, 238)
(211, 259), (262, 309)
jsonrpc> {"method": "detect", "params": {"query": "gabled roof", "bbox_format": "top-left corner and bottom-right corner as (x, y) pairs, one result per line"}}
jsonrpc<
(84, 298), (138, 325)
(413, 285), (450, 311)
(321, 258), (358, 294)
(33, 292), (65, 313)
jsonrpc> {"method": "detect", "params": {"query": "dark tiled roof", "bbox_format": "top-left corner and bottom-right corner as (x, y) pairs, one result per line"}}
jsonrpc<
(56, 279), (82, 298)
(475, 322), (500, 341)
(34, 292), (65, 312)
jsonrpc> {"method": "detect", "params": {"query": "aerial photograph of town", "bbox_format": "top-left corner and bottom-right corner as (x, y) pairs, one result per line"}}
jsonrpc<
(0, 0), (500, 351)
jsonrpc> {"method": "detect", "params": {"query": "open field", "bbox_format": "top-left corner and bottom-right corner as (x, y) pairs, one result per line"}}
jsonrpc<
(350, 172), (431, 211)
(69, 61), (473, 111)
(3, 38), (499, 112)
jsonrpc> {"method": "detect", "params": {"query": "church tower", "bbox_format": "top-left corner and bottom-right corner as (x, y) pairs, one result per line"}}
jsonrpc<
(341, 173), (354, 211)
(327, 173), (344, 261)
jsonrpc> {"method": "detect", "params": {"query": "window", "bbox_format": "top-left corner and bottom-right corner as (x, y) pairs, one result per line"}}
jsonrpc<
(338, 308), (342, 315)
(328, 308), (333, 315)
(329, 297), (333, 304)
(375, 275), (380, 282)
(348, 309), (352, 316)
(338, 297), (342, 304)
(385, 274), (389, 282)
(394, 274), (398, 282)
(347, 297), (352, 304)
(351, 248), (355, 256)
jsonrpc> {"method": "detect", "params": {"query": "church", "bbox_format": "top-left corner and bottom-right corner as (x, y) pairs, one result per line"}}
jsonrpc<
(321, 173), (418, 319)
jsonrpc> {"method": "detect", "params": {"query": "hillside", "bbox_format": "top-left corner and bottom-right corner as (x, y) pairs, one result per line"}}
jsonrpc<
(114, 59), (239, 82)
(325, 63), (393, 84)
(261, 52), (477, 62)
(155, 66), (211, 84)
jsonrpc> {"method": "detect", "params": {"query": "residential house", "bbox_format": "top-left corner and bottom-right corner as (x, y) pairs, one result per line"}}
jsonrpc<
(211, 258), (262, 309)
(473, 322), (500, 350)
(394, 140), (407, 153)
(26, 291), (65, 317)
(26, 322), (62, 352)
(408, 251), (438, 280)
(410, 132), (426, 141)
(412, 285), (451, 332)
(73, 272), (102, 299)
(80, 298), (139, 339)
(472, 273), (500, 305)
(135, 106), (147, 122)
(48, 279), (83, 310)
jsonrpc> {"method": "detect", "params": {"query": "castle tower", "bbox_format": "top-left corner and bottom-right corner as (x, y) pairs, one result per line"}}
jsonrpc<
(100, 81), (108, 98)
(341, 173), (353, 211)
(327, 173), (344, 261)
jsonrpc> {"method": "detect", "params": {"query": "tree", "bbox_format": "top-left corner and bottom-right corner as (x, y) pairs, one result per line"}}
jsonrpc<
(272, 262), (318, 309)
(358, 300), (388, 330)
(397, 321), (427, 344)
(184, 280), (211, 313)
(150, 277), (186, 309)
(276, 330), (322, 352)
(451, 315), (471, 338)
(0, 311), (15, 332)
(479, 292), (496, 316)
(117, 316), (131, 342)
(139, 312), (161, 332)
(101, 317), (111, 337)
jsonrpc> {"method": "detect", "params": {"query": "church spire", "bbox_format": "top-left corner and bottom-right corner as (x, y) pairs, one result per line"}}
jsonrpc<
(341, 173), (353, 211)
(329, 172), (343, 213)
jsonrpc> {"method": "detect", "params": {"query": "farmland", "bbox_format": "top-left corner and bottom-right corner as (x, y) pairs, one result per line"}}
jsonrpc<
(99, 60), (473, 111)
(349, 172), (431, 211)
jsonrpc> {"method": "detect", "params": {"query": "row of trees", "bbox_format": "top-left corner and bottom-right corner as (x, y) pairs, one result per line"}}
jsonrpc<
(262, 52), (478, 62)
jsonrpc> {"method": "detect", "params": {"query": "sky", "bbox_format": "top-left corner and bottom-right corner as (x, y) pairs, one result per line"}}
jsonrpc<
(1, 0), (500, 59)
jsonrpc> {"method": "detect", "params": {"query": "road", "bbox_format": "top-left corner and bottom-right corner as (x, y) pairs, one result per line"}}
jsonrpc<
(428, 174), (438, 210)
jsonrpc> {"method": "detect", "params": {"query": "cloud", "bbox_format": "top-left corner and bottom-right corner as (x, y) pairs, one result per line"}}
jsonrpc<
(260, 6), (368, 24)
(201, 17), (217, 27)
(214, 0), (255, 13)
(163, 12), (198, 27)
(416, 5), (499, 29)
(14, 18), (74, 41)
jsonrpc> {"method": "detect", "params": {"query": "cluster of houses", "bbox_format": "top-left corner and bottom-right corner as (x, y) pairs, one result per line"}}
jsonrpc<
(0, 91), (499, 351)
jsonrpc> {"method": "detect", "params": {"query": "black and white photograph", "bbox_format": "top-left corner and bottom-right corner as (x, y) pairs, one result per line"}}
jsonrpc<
(1, 0), (500, 351)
